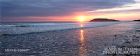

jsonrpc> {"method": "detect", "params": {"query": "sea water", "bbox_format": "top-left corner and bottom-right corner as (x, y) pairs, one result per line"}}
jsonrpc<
(1, 22), (120, 34)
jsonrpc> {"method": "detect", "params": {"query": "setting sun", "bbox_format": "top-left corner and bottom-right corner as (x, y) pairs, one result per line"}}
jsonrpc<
(77, 16), (86, 22)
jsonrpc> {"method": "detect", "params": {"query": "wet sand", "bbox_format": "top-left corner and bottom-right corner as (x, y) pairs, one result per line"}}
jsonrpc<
(0, 22), (140, 56)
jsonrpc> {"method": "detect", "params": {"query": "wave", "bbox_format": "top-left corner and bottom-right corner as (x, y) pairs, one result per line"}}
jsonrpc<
(1, 22), (120, 34)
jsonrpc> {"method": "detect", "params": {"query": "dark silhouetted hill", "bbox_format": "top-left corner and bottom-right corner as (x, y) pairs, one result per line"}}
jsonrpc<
(133, 19), (140, 21)
(90, 18), (119, 22)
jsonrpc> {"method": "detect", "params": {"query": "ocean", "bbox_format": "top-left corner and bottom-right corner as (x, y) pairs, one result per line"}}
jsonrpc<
(0, 22), (140, 56)
(1, 22), (120, 34)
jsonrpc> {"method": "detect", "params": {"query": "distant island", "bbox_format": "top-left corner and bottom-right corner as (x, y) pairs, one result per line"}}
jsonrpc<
(90, 18), (119, 22)
(133, 19), (140, 21)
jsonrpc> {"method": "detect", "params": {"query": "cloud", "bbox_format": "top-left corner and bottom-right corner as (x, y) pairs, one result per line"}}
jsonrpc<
(1, 0), (135, 18)
(88, 0), (140, 13)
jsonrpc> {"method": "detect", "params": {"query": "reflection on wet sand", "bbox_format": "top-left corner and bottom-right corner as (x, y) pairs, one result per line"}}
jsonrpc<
(79, 24), (87, 56)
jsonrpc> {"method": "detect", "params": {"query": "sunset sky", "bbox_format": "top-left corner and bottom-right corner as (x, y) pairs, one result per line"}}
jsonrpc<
(1, 0), (140, 22)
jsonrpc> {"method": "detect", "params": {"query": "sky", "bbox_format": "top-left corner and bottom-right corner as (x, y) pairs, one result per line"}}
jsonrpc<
(1, 0), (140, 22)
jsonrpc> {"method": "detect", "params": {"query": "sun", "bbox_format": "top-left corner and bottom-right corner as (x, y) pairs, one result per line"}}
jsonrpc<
(77, 16), (86, 22)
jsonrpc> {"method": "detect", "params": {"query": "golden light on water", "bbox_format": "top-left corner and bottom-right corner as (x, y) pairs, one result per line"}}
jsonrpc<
(80, 24), (84, 27)
(79, 24), (87, 56)
(80, 30), (84, 42)
(80, 24), (84, 42)
(79, 29), (86, 56)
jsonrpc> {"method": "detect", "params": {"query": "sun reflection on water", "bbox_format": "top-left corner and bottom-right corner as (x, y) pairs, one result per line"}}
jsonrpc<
(79, 24), (87, 56)
(80, 30), (84, 42)
(80, 24), (84, 27)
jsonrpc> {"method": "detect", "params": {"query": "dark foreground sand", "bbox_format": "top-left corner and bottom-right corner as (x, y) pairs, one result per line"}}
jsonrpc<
(0, 22), (140, 56)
